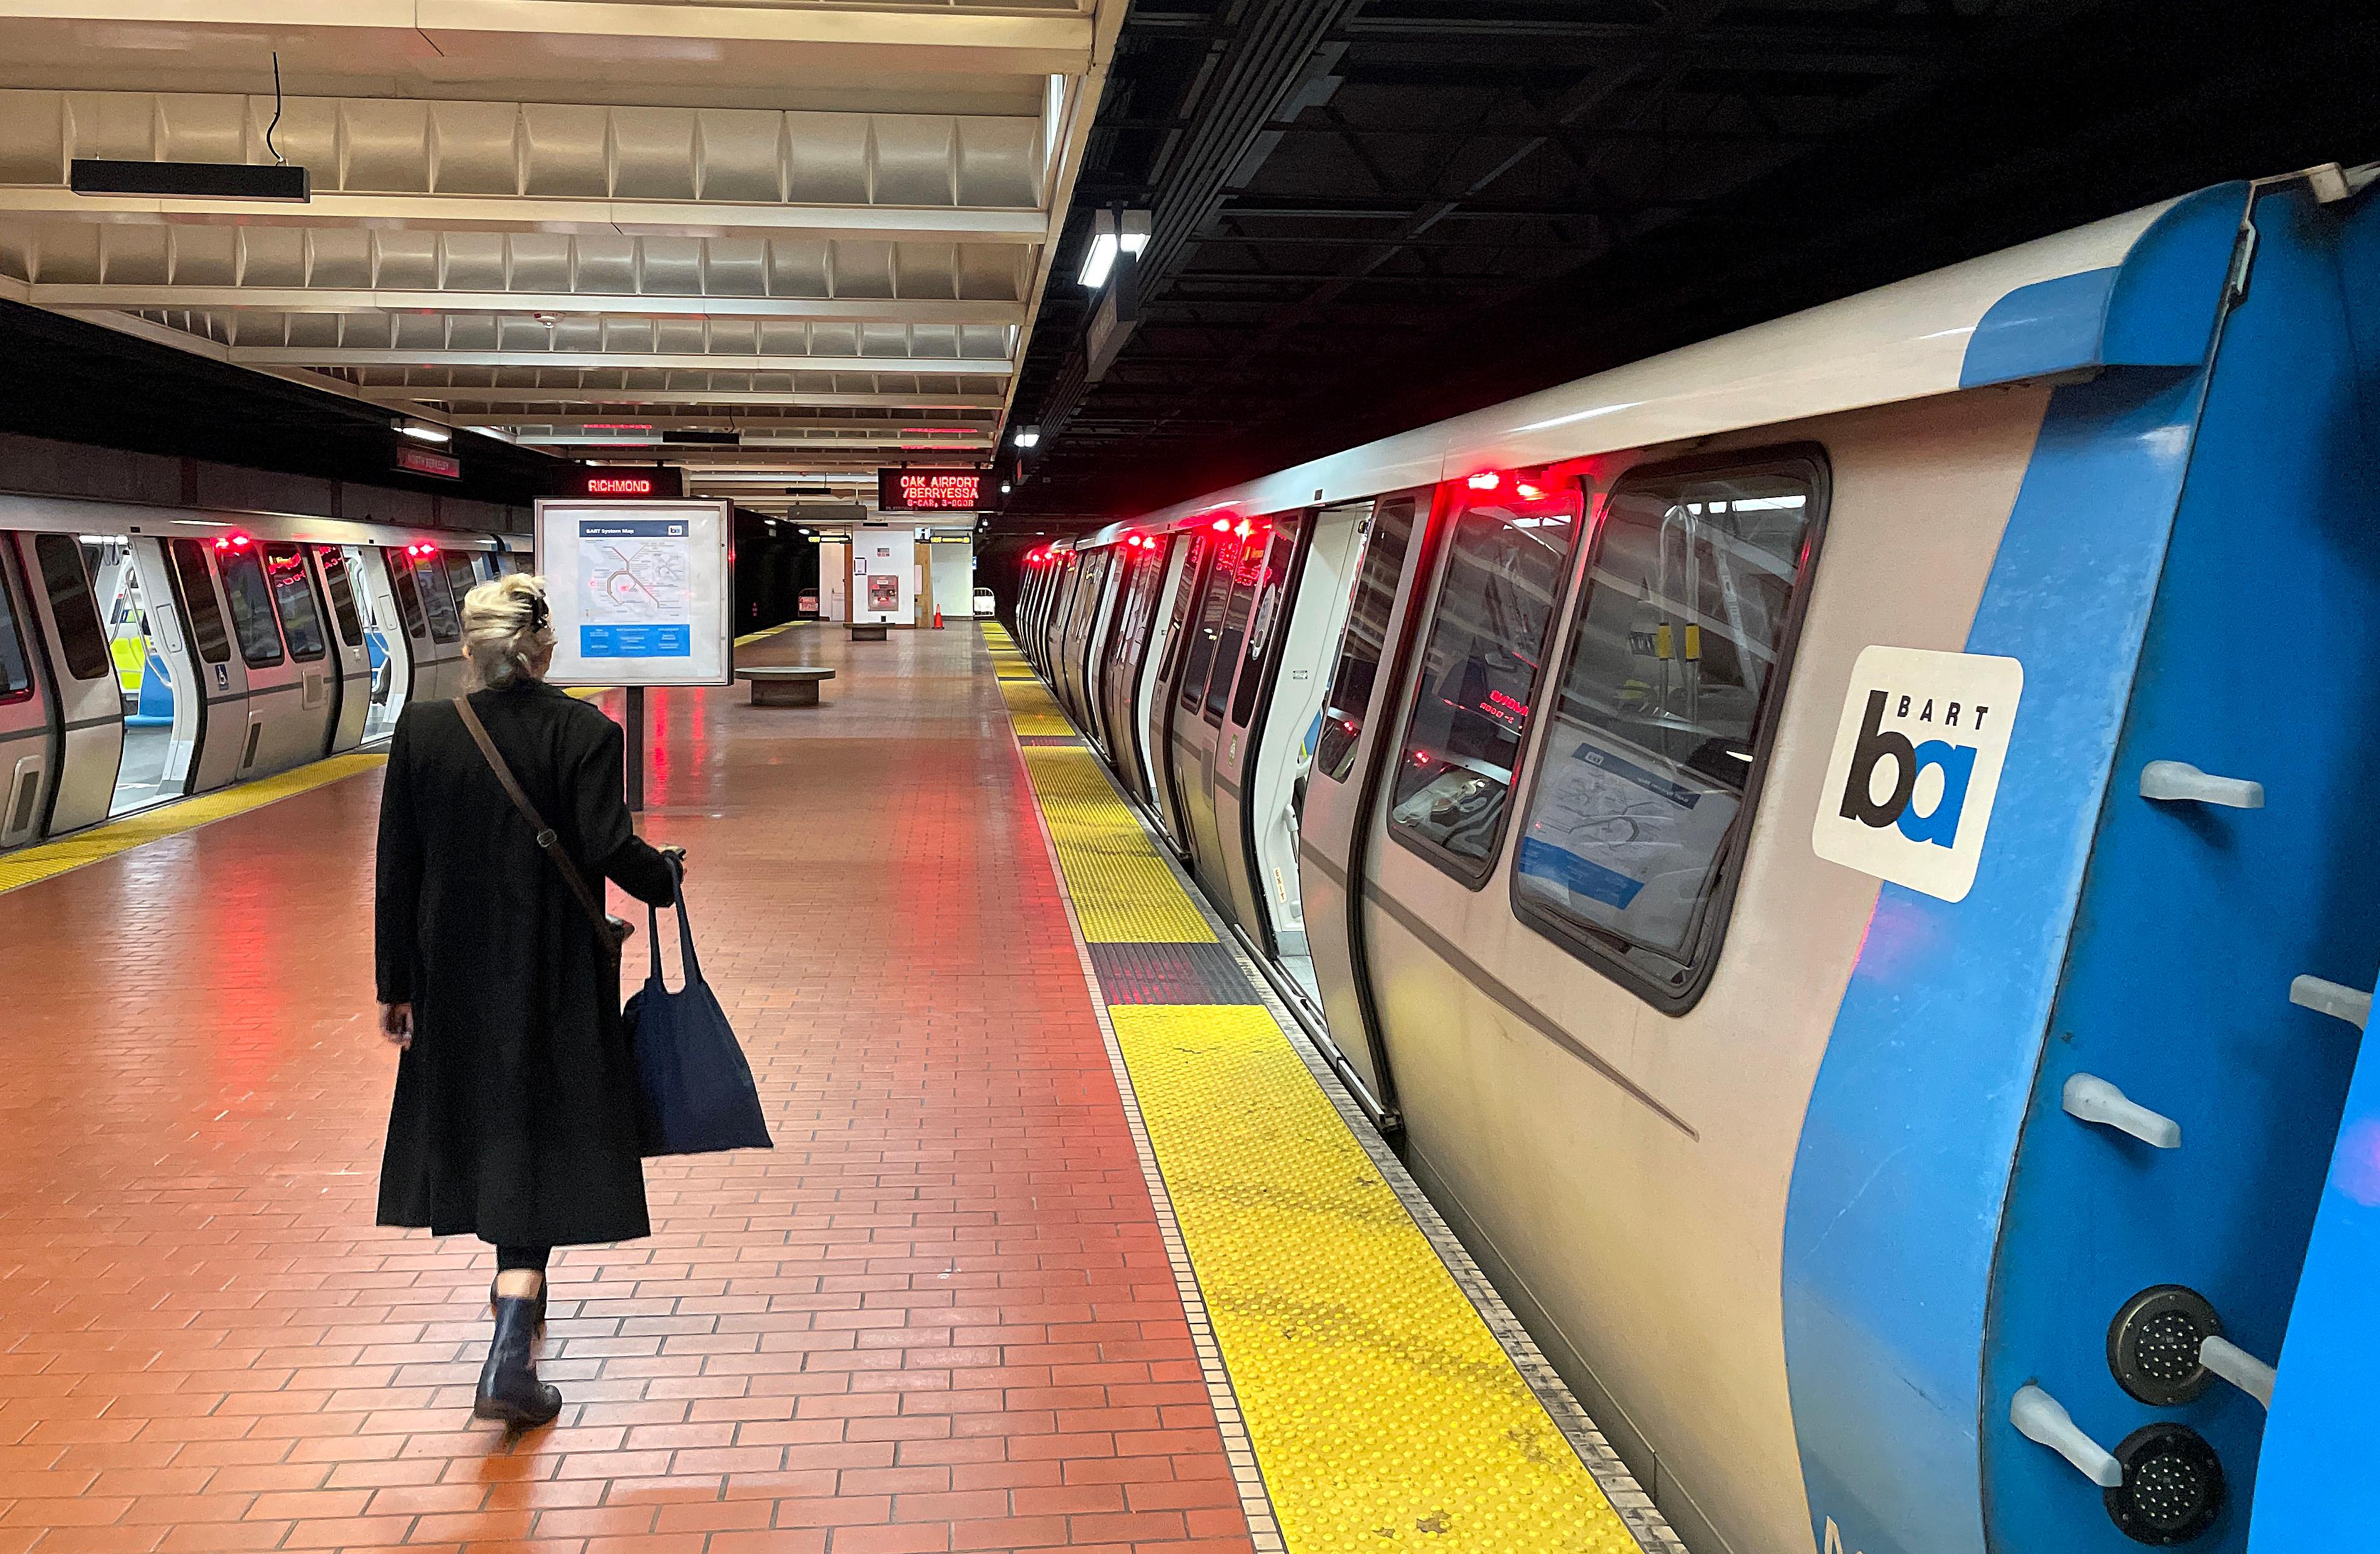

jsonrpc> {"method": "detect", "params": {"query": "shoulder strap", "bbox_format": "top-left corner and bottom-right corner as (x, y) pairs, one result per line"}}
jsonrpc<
(454, 694), (617, 944)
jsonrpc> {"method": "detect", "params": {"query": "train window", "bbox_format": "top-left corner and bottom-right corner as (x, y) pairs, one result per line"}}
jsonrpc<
(1510, 454), (1825, 1007)
(1229, 521), (1302, 728)
(167, 540), (231, 664)
(261, 544), (330, 661)
(413, 555), (462, 644)
(388, 553), (429, 638)
(31, 535), (112, 682)
(215, 544), (289, 669)
(0, 561), (34, 702)
(315, 548), (365, 647)
(1386, 477), (1583, 884)
(1315, 494), (1419, 782)
(440, 553), (484, 617)
(1155, 534), (1209, 686)
(1175, 541), (1233, 711)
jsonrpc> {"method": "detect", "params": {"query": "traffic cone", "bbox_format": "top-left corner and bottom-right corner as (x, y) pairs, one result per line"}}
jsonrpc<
(933, 609), (944, 630)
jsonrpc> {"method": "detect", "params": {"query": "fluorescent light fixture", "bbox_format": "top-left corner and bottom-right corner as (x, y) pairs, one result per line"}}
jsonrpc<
(1014, 427), (1041, 448)
(400, 421), (452, 445)
(1078, 208), (1150, 290)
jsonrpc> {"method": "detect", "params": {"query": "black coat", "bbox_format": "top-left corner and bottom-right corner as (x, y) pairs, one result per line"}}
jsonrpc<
(374, 680), (676, 1248)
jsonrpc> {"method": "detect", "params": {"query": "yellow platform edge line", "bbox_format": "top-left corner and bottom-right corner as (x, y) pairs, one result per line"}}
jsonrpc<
(0, 751), (387, 897)
(990, 662), (1642, 1554)
(1111, 1005), (1637, 1554)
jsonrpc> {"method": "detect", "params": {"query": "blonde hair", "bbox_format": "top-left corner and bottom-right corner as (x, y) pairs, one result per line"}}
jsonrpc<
(461, 573), (556, 690)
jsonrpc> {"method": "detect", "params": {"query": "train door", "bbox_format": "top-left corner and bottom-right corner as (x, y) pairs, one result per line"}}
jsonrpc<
(93, 536), (203, 815)
(307, 546), (373, 754)
(1213, 502), (1370, 994)
(1148, 532), (1214, 850)
(397, 547), (465, 698)
(0, 544), (54, 849)
(350, 548), (411, 739)
(13, 531), (124, 835)
(438, 551), (487, 693)
(1097, 539), (1172, 804)
(1295, 488), (1430, 1107)
(1048, 552), (1084, 706)
(1174, 526), (1266, 897)
(210, 536), (313, 779)
(1205, 514), (1308, 942)
(1072, 549), (1122, 750)
(384, 546), (438, 704)
(162, 537), (249, 795)
(258, 542), (340, 761)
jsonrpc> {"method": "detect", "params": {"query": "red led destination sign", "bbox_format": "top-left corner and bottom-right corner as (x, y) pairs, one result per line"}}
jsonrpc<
(878, 469), (984, 512)
(568, 466), (683, 499)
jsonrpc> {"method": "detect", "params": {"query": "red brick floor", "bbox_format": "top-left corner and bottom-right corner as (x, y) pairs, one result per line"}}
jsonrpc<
(0, 626), (1253, 1554)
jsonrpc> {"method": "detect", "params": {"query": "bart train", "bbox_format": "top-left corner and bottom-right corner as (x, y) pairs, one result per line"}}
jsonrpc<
(1014, 169), (2380, 1554)
(0, 504), (527, 849)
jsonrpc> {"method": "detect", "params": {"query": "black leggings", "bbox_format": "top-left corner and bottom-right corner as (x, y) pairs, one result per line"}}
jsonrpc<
(494, 1244), (550, 1276)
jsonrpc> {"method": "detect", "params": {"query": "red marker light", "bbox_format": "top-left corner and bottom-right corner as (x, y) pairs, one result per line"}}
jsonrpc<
(1515, 482), (1544, 500)
(230, 534), (252, 549)
(1467, 472), (1502, 492)
(1211, 517), (1232, 532)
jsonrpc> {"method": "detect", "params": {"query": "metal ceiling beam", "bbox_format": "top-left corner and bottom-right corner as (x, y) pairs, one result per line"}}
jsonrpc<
(33, 286), (1028, 326)
(232, 348), (1016, 374)
(355, 387), (1008, 409)
(0, 191), (1045, 245)
(0, 3), (1093, 74)
(460, 414), (995, 431)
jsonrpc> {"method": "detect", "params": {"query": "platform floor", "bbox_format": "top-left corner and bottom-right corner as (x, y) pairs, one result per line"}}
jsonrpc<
(0, 624), (1667, 1554)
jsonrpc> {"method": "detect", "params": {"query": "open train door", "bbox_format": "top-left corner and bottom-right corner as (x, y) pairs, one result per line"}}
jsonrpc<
(1290, 487), (1433, 1124)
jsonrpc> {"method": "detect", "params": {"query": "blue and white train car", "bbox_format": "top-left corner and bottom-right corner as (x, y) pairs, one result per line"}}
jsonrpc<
(1017, 165), (2380, 1554)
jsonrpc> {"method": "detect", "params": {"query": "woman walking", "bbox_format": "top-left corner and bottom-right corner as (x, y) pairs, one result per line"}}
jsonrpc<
(373, 573), (682, 1426)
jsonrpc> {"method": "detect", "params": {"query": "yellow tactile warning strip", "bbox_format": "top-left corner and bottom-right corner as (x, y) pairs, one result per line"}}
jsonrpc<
(0, 752), (385, 896)
(1020, 747), (1216, 944)
(1112, 1005), (1641, 1554)
(1000, 677), (1075, 735)
(991, 634), (1666, 1554)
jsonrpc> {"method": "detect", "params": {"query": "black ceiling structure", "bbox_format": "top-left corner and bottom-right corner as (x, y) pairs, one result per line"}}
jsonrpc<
(992, 0), (2380, 531)
(0, 299), (563, 509)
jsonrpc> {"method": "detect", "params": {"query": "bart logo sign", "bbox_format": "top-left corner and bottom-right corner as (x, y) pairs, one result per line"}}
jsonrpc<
(1811, 645), (2023, 902)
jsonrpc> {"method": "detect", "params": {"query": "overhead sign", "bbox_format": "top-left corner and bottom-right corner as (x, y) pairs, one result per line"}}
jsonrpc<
(878, 469), (983, 512)
(568, 465), (683, 499)
(396, 445), (460, 480)
(1811, 645), (2023, 903)
(534, 499), (733, 687)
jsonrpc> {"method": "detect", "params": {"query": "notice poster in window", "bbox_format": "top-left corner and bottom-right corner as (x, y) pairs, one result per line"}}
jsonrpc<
(1514, 720), (1740, 958)
(536, 498), (732, 686)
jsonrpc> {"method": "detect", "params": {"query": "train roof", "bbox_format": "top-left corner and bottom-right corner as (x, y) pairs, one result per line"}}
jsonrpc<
(1082, 176), (2297, 547)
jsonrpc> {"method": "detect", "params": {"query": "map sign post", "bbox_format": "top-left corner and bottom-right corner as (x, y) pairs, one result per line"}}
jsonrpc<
(534, 498), (733, 811)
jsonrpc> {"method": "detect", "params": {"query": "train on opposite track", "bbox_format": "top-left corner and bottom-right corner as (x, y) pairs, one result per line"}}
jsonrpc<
(0, 505), (527, 848)
(1012, 165), (2380, 1554)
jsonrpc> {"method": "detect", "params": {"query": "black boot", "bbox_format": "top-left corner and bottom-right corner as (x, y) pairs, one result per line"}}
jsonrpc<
(473, 1297), (561, 1426)
(488, 1277), (547, 1334)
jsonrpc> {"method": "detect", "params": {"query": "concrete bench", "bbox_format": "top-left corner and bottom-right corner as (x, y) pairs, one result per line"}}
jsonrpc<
(849, 623), (890, 642)
(735, 666), (836, 706)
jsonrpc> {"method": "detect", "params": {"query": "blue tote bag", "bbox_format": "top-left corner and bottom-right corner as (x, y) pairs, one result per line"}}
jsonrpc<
(626, 861), (773, 1157)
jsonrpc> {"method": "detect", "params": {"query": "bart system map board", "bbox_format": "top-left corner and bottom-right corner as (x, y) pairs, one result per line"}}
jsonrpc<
(534, 498), (733, 686)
